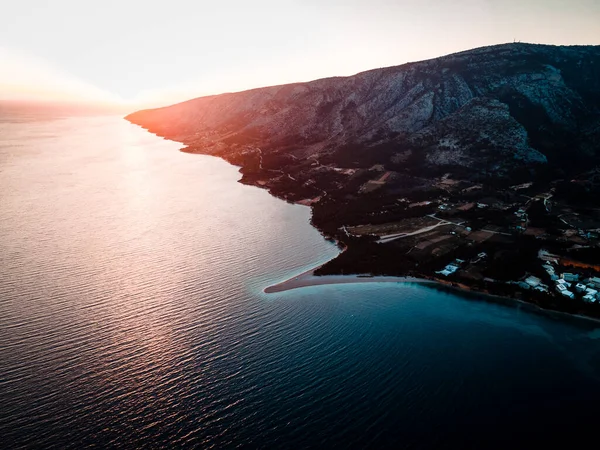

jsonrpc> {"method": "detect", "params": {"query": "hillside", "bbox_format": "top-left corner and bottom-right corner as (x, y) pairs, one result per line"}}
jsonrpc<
(127, 43), (600, 179)
(126, 43), (600, 318)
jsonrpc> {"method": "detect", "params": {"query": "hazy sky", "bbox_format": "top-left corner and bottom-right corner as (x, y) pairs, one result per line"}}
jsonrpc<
(1, 0), (599, 106)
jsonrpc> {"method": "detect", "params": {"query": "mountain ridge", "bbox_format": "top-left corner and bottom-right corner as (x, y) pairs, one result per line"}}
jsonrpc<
(126, 42), (600, 318)
(127, 42), (600, 180)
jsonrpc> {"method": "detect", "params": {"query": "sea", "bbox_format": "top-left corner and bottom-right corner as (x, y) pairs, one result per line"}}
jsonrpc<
(2, 109), (600, 449)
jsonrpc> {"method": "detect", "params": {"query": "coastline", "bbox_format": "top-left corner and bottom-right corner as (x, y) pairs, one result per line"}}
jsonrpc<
(424, 278), (600, 327)
(126, 121), (600, 326)
(265, 265), (600, 327)
(264, 266), (435, 293)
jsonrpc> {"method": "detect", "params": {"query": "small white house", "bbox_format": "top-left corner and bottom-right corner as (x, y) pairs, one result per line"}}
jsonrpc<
(447, 264), (459, 273)
(525, 276), (542, 287)
(562, 273), (579, 282)
(542, 264), (555, 274)
(575, 283), (587, 293)
(588, 277), (600, 288)
(583, 294), (596, 303)
(437, 264), (459, 277)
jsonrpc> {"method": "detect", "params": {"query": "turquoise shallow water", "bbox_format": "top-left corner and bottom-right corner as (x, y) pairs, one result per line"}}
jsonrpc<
(1, 112), (600, 449)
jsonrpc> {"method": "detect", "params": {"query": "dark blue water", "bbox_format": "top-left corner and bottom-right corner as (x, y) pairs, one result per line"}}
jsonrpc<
(1, 114), (600, 449)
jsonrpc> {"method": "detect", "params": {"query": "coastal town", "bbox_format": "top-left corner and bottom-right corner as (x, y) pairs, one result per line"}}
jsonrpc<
(438, 252), (600, 303)
(171, 137), (600, 317)
(304, 166), (600, 317)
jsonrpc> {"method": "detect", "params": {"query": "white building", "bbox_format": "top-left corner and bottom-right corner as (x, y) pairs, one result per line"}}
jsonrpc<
(588, 277), (600, 288)
(556, 284), (568, 294)
(562, 273), (579, 282)
(542, 264), (555, 274)
(436, 264), (460, 277)
(525, 276), (542, 287)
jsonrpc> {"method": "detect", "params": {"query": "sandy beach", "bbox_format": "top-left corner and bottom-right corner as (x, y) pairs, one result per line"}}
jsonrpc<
(264, 267), (435, 293)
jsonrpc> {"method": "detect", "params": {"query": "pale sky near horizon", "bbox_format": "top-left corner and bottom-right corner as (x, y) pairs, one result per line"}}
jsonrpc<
(1, 0), (599, 107)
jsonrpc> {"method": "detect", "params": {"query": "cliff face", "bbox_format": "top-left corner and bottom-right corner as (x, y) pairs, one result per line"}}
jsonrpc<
(127, 43), (600, 178)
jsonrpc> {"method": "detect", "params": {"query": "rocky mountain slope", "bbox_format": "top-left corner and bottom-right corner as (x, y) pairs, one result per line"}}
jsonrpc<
(127, 43), (600, 318)
(127, 43), (600, 179)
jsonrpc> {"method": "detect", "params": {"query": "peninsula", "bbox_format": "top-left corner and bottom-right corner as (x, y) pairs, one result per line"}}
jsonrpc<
(126, 43), (600, 319)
